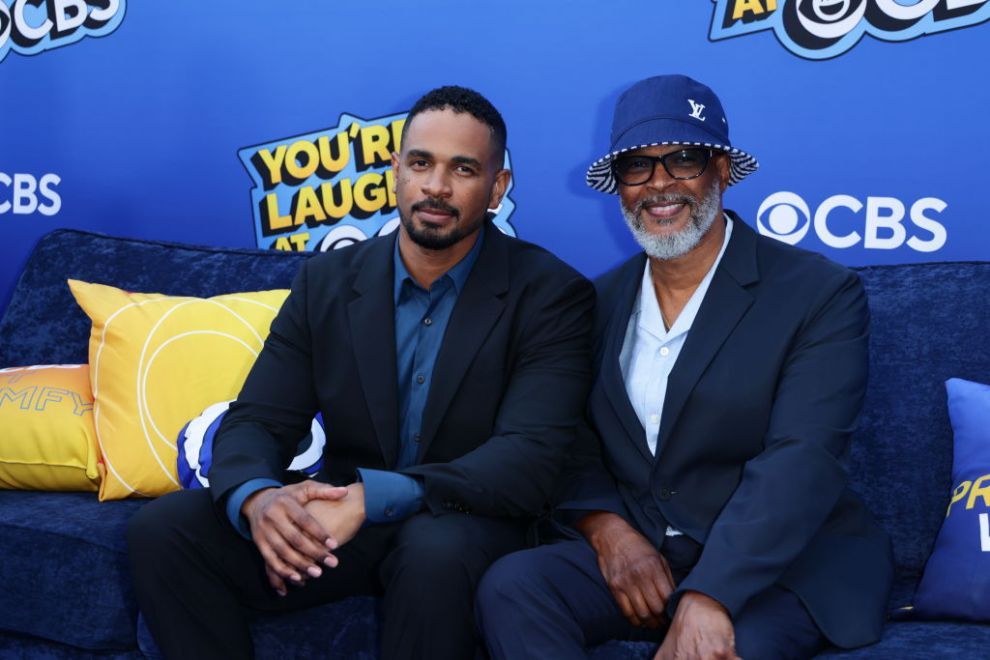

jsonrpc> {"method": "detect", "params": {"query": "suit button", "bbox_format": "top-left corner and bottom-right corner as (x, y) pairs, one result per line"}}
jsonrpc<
(384, 506), (395, 517)
(658, 488), (673, 501)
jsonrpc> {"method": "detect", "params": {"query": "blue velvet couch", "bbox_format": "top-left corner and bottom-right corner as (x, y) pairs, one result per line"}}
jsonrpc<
(0, 228), (988, 658)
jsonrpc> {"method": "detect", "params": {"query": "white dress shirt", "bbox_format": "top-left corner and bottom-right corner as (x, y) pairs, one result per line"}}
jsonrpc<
(619, 216), (734, 456)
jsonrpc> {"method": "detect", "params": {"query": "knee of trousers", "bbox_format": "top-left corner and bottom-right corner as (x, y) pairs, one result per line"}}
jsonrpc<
(127, 490), (217, 565)
(127, 497), (177, 560)
(475, 550), (556, 626)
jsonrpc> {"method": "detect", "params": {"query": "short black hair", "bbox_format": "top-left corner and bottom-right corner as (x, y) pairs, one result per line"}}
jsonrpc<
(402, 85), (507, 160)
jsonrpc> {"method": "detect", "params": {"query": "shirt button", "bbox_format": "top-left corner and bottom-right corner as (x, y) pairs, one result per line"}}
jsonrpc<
(649, 414), (660, 425)
(414, 433), (422, 443)
(660, 347), (670, 357)
(423, 317), (432, 326)
(416, 374), (425, 384)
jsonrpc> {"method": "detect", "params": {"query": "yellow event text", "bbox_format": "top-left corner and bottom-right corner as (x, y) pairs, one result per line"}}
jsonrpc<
(946, 473), (990, 517)
(732, 0), (777, 20)
(251, 119), (405, 189)
(259, 170), (397, 236)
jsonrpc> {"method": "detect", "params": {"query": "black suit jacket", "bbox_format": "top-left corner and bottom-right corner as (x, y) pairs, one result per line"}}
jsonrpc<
(211, 222), (594, 520)
(561, 214), (892, 648)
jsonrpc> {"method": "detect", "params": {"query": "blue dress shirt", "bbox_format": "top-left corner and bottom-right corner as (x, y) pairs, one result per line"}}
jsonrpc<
(226, 228), (485, 534)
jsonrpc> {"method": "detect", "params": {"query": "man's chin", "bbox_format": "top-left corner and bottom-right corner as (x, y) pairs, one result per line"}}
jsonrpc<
(405, 225), (463, 251)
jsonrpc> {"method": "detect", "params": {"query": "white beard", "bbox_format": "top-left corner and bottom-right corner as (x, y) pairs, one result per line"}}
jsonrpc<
(620, 177), (722, 260)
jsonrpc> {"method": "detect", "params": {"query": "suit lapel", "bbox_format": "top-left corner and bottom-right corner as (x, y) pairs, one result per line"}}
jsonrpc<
(348, 234), (400, 468)
(598, 254), (656, 463)
(416, 226), (508, 460)
(656, 214), (759, 457)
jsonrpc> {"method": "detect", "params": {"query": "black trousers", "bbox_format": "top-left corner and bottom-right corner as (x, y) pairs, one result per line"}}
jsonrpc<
(128, 488), (526, 660)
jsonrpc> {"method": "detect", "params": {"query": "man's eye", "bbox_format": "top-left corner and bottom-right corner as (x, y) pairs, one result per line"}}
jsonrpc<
(455, 165), (477, 175)
(410, 159), (429, 169)
(620, 158), (651, 172)
(671, 151), (702, 165)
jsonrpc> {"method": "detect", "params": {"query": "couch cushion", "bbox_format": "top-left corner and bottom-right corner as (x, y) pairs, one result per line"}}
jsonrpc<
(67, 280), (289, 500)
(818, 620), (990, 657)
(849, 263), (990, 577)
(913, 378), (990, 620)
(0, 491), (147, 650)
(0, 365), (100, 492)
(0, 229), (309, 369)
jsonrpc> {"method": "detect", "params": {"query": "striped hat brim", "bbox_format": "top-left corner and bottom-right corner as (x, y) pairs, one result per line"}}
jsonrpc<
(585, 142), (759, 194)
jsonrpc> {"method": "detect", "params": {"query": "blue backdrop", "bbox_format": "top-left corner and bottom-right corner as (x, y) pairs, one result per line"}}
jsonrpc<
(1, 1), (988, 318)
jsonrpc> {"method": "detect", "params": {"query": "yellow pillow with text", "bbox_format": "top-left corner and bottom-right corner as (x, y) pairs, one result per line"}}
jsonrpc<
(68, 280), (288, 501)
(0, 364), (100, 491)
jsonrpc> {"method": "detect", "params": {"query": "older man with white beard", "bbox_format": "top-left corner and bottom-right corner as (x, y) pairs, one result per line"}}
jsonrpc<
(476, 75), (892, 660)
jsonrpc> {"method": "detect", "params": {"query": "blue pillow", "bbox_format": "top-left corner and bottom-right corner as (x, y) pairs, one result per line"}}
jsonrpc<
(177, 401), (325, 489)
(913, 378), (990, 620)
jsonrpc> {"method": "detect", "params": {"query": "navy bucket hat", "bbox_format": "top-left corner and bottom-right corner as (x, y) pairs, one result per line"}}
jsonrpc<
(586, 74), (759, 194)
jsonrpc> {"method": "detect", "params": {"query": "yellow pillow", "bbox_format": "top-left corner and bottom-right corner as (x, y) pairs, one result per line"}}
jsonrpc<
(68, 280), (289, 501)
(0, 364), (100, 491)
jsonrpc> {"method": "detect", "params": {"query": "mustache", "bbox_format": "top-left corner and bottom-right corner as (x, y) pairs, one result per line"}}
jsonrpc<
(411, 198), (460, 217)
(633, 193), (697, 217)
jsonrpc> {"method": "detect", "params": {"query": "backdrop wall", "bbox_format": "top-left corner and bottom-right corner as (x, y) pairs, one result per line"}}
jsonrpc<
(1, 0), (988, 317)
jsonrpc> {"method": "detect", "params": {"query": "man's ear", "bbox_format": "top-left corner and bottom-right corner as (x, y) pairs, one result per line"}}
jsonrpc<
(715, 153), (731, 192)
(489, 169), (511, 210)
(390, 151), (400, 192)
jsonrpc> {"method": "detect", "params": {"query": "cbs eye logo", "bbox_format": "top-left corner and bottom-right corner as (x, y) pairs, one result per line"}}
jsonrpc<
(756, 192), (810, 246)
(756, 190), (948, 253)
(789, 0), (867, 43)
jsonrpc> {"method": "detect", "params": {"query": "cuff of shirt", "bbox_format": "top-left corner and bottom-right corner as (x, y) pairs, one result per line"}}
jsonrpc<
(357, 468), (424, 524)
(225, 478), (283, 539)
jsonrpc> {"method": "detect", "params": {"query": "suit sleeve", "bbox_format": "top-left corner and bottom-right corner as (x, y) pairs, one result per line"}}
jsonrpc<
(208, 262), (320, 505)
(401, 273), (595, 518)
(552, 421), (631, 521)
(672, 269), (870, 618)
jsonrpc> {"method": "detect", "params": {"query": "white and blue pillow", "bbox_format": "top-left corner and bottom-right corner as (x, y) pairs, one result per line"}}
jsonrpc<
(177, 401), (325, 489)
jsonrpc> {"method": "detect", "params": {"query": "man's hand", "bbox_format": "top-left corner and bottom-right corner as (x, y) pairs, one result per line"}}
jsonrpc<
(242, 480), (348, 596)
(654, 591), (740, 660)
(304, 482), (366, 549)
(576, 511), (675, 628)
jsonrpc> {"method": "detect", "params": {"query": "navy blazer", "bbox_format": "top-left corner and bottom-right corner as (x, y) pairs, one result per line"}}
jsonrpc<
(561, 214), (893, 648)
(210, 222), (594, 520)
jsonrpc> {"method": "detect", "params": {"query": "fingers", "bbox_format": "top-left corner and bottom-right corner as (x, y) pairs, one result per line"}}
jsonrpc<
(265, 564), (287, 597)
(613, 590), (643, 628)
(247, 486), (345, 594)
(290, 480), (348, 504)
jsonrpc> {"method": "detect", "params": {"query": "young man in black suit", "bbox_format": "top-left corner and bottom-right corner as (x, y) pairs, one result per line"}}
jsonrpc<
(128, 86), (594, 660)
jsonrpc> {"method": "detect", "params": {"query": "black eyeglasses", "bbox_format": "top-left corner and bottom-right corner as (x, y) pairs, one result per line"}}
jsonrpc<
(612, 148), (713, 186)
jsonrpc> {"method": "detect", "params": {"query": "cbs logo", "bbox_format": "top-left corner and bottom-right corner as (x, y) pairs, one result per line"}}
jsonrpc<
(756, 191), (947, 253)
(0, 173), (61, 216)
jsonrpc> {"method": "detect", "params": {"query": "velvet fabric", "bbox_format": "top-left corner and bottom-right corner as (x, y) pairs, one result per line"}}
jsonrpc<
(0, 229), (308, 368)
(2, 228), (989, 657)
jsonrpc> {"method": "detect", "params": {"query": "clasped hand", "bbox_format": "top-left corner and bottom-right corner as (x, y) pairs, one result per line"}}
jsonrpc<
(242, 480), (366, 596)
(577, 512), (675, 629)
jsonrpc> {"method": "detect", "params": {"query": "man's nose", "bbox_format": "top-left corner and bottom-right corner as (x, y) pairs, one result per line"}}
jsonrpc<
(644, 160), (677, 193)
(421, 167), (453, 198)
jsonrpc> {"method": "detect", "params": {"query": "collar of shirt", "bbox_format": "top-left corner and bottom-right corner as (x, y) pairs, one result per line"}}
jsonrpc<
(393, 225), (486, 303)
(634, 215), (734, 343)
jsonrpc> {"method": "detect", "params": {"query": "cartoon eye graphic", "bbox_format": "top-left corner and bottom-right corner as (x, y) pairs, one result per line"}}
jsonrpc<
(794, 0), (866, 39)
(318, 224), (368, 251)
(377, 217), (401, 236)
(756, 192), (812, 246)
